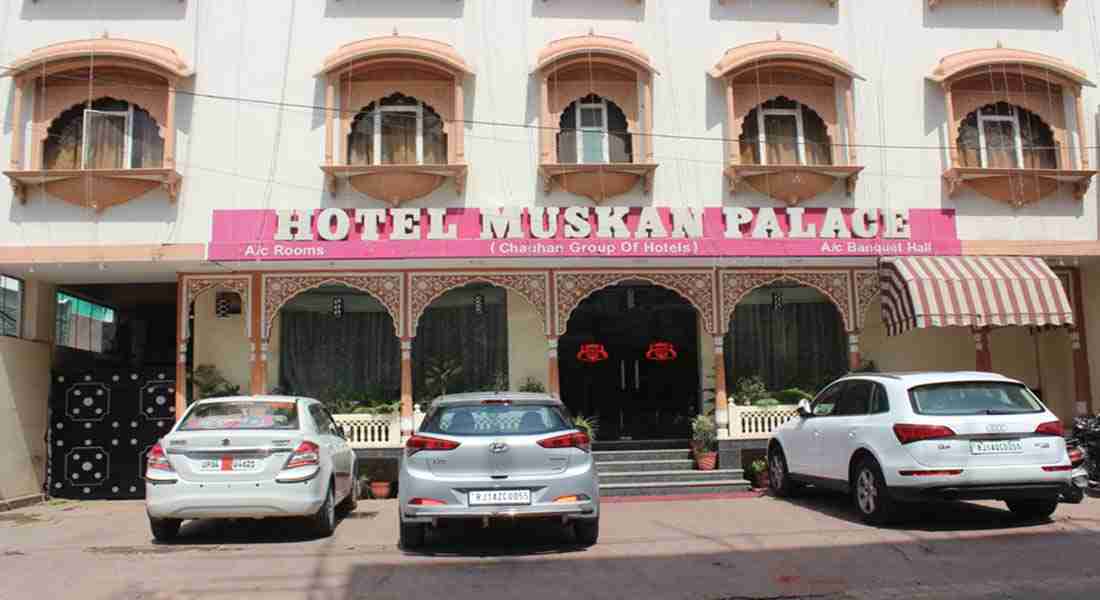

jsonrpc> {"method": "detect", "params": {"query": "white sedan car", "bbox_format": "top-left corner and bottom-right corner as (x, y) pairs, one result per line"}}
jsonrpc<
(145, 396), (357, 540)
(767, 372), (1073, 524)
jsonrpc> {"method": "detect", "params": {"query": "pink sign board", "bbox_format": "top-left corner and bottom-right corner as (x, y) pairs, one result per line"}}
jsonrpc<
(208, 207), (961, 261)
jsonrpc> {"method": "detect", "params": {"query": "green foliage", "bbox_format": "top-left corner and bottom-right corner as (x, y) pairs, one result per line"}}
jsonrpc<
(518, 377), (546, 393)
(747, 458), (768, 478)
(191, 365), (241, 402)
(319, 384), (398, 415)
(691, 414), (718, 452)
(752, 397), (780, 407)
(573, 414), (599, 440)
(422, 357), (463, 399)
(730, 376), (768, 406)
(772, 388), (814, 405)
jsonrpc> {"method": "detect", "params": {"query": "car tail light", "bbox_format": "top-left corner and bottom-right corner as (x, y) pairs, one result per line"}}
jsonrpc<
(899, 469), (963, 477)
(1068, 447), (1085, 465)
(538, 431), (591, 452)
(146, 442), (173, 472)
(893, 424), (956, 444)
(481, 399), (511, 405)
(284, 441), (320, 470)
(1042, 465), (1073, 472)
(405, 435), (461, 457)
(1036, 421), (1064, 436)
(553, 494), (590, 503)
(409, 497), (446, 506)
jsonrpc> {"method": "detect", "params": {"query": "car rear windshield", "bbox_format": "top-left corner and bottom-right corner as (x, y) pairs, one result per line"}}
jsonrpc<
(178, 401), (300, 430)
(908, 382), (1044, 416)
(420, 403), (571, 436)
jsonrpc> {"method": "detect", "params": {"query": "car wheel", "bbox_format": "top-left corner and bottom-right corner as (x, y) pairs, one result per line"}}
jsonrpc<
(313, 482), (337, 538)
(399, 518), (426, 550)
(338, 477), (359, 515)
(1006, 498), (1058, 521)
(852, 458), (898, 526)
(768, 445), (800, 498)
(574, 518), (599, 546)
(149, 517), (181, 542)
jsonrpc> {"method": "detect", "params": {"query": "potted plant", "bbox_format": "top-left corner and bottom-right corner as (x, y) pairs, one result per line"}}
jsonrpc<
(691, 414), (718, 470)
(731, 376), (768, 407)
(370, 480), (393, 499)
(748, 458), (770, 489)
(573, 414), (599, 440)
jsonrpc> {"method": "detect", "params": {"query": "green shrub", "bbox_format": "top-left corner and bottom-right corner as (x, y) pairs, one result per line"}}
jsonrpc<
(772, 388), (813, 405)
(691, 414), (717, 452)
(730, 376), (768, 406)
(752, 397), (780, 407)
(518, 377), (546, 393)
(573, 415), (599, 440)
(191, 365), (241, 402)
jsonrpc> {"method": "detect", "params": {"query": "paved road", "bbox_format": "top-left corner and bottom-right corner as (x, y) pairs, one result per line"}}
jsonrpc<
(3, 490), (1100, 600)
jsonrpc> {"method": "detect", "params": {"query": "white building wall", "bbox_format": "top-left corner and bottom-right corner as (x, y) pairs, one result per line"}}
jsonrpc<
(2, 0), (1100, 250)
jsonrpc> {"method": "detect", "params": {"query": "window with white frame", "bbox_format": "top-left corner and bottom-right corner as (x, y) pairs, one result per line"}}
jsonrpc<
(957, 102), (1057, 169)
(44, 98), (163, 170)
(0, 275), (22, 338)
(557, 94), (632, 164)
(739, 97), (832, 166)
(347, 93), (446, 166)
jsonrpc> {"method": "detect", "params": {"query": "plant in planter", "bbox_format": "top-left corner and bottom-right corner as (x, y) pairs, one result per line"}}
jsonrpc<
(747, 458), (770, 489)
(691, 414), (718, 470)
(518, 377), (546, 393)
(191, 364), (241, 402)
(730, 376), (768, 407)
(573, 414), (599, 440)
(369, 480), (393, 499)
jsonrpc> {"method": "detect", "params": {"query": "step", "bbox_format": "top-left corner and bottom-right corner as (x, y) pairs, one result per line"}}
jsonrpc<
(591, 439), (691, 452)
(600, 469), (745, 484)
(593, 449), (693, 463)
(599, 479), (752, 497)
(595, 459), (696, 473)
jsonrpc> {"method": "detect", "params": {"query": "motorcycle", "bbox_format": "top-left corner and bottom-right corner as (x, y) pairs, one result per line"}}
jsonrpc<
(1061, 415), (1100, 503)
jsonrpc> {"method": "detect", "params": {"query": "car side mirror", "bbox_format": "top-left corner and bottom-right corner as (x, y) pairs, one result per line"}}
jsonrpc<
(797, 399), (813, 418)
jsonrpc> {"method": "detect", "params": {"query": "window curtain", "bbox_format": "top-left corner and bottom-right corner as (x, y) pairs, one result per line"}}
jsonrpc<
(765, 114), (799, 165)
(1020, 109), (1057, 169)
(422, 108), (447, 165)
(278, 310), (401, 401)
(725, 301), (847, 393)
(802, 106), (833, 166)
(740, 111), (761, 164)
(84, 111), (127, 169)
(606, 101), (632, 163)
(557, 106), (578, 164)
(983, 120), (1018, 168)
(44, 110), (84, 169)
(347, 107), (375, 165)
(130, 108), (164, 168)
(412, 302), (508, 400)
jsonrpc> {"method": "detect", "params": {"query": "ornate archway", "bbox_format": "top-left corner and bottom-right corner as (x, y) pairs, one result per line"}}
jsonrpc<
(179, 274), (253, 341)
(261, 273), (405, 341)
(719, 269), (854, 334)
(408, 272), (551, 336)
(553, 270), (717, 336)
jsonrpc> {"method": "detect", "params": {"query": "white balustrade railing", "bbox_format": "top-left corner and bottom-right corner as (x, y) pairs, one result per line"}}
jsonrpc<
(727, 403), (800, 439)
(333, 409), (426, 448)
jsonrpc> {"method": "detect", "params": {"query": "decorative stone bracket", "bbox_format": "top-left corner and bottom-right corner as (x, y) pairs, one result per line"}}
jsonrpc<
(943, 167), (1095, 207)
(5, 168), (182, 211)
(725, 164), (863, 204)
(539, 163), (657, 202)
(320, 164), (467, 204)
(928, 0), (1067, 12)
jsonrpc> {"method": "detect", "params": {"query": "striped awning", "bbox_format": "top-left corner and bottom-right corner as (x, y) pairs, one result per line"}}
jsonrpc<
(880, 256), (1074, 336)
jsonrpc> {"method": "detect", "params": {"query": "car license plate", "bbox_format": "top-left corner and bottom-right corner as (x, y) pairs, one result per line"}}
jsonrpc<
(468, 489), (531, 506)
(198, 456), (260, 472)
(971, 440), (1024, 455)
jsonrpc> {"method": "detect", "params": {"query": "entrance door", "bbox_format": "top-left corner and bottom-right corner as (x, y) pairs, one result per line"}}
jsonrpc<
(560, 285), (699, 440)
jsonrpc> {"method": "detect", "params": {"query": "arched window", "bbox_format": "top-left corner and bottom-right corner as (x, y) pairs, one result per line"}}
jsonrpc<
(43, 98), (164, 170)
(556, 94), (632, 164)
(957, 102), (1057, 170)
(347, 93), (446, 166)
(738, 97), (832, 167)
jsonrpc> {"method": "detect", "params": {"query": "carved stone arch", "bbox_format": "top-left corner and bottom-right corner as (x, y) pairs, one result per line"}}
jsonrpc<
(554, 270), (717, 337)
(409, 272), (551, 336)
(852, 269), (880, 332)
(261, 273), (405, 340)
(180, 274), (252, 340)
(719, 270), (854, 333)
(732, 93), (838, 156)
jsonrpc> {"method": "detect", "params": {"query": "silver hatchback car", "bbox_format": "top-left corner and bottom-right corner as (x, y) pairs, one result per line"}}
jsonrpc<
(398, 393), (600, 548)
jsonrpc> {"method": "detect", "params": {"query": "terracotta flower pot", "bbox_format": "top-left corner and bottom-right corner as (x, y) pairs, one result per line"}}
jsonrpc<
(753, 470), (770, 489)
(370, 481), (393, 499)
(695, 451), (718, 471)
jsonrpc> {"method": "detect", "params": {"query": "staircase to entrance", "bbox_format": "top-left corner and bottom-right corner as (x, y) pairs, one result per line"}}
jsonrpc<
(593, 439), (751, 497)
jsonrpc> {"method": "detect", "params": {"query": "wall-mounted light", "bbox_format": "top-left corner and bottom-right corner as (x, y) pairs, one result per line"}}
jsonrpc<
(332, 296), (344, 319)
(473, 293), (485, 315)
(771, 291), (784, 312)
(214, 292), (241, 319)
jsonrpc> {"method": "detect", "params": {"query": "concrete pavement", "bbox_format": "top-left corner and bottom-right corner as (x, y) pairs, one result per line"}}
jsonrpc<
(3, 490), (1100, 599)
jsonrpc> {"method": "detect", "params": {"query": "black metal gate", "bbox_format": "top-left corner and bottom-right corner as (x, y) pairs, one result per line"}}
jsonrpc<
(47, 367), (177, 500)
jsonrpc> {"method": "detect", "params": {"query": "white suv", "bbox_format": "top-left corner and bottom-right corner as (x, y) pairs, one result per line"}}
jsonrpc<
(768, 372), (1073, 524)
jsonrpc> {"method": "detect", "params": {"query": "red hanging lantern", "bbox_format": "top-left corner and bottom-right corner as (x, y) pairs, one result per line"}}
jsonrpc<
(576, 343), (609, 363)
(645, 341), (677, 362)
